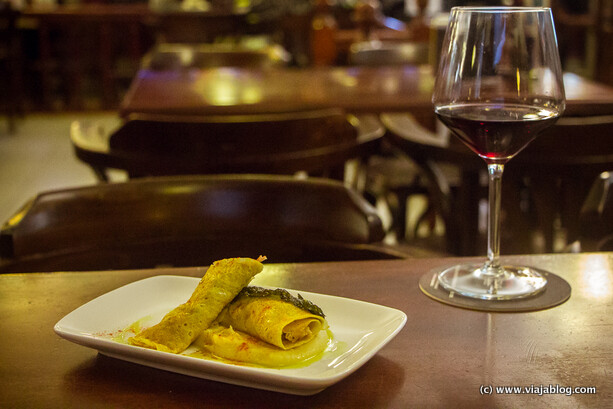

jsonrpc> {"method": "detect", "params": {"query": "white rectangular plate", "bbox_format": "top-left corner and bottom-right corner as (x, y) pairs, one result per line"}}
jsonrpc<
(54, 275), (406, 395)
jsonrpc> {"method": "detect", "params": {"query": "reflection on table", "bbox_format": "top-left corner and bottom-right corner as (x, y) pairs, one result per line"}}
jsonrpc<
(120, 65), (436, 118)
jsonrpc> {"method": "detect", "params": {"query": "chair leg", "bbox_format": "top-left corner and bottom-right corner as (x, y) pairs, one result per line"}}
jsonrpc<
(412, 201), (437, 238)
(92, 166), (109, 182)
(385, 190), (406, 240)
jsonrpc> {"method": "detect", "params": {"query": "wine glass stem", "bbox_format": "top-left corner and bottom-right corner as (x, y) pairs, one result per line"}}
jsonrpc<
(486, 163), (504, 273)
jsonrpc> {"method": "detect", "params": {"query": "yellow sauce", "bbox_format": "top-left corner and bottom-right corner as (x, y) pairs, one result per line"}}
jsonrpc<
(113, 319), (341, 370)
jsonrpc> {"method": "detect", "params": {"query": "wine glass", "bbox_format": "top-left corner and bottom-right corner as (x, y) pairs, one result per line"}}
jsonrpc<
(432, 7), (566, 300)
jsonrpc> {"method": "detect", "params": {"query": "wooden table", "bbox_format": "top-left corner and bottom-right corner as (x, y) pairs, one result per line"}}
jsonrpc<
(119, 66), (613, 118)
(2, 253), (612, 407)
(119, 65), (437, 118)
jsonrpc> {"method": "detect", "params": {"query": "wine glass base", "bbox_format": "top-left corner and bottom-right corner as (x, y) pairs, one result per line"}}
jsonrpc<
(437, 263), (547, 300)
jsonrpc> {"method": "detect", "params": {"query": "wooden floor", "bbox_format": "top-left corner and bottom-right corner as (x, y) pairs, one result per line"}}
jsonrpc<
(0, 111), (121, 223)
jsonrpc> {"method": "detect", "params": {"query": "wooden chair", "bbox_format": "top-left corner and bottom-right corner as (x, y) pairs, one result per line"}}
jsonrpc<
(380, 113), (468, 255)
(70, 109), (383, 183)
(0, 175), (409, 273)
(346, 34), (437, 248)
(508, 114), (613, 253)
(384, 113), (613, 255)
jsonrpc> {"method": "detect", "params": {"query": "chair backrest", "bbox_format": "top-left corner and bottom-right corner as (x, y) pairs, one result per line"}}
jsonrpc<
(383, 112), (613, 255)
(383, 113), (613, 179)
(513, 114), (613, 173)
(510, 114), (613, 248)
(141, 43), (291, 70)
(71, 109), (383, 180)
(148, 11), (250, 44)
(0, 175), (404, 272)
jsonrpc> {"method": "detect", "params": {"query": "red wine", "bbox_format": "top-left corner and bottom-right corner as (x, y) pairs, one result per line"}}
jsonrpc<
(436, 103), (560, 163)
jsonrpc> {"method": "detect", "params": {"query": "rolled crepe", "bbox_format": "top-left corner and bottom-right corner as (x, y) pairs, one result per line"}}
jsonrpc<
(195, 323), (329, 367)
(214, 287), (326, 350)
(129, 257), (264, 353)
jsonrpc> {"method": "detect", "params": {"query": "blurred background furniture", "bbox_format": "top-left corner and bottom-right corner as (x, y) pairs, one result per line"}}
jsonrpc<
(594, 0), (613, 86)
(348, 39), (428, 66)
(508, 114), (613, 254)
(145, 0), (308, 66)
(0, 174), (415, 273)
(9, 0), (613, 112)
(119, 65), (436, 118)
(0, 2), (22, 133)
(70, 109), (383, 184)
(2, 0), (611, 261)
(569, 171), (613, 252)
(331, 0), (429, 65)
(551, 0), (597, 78)
(551, 0), (613, 87)
(381, 72), (613, 255)
(16, 1), (292, 111)
(384, 112), (613, 256)
(141, 42), (290, 70)
(146, 8), (252, 45)
(21, 3), (152, 110)
(382, 113), (474, 255)
(345, 31), (436, 249)
(119, 68), (613, 119)
(115, 63), (613, 256)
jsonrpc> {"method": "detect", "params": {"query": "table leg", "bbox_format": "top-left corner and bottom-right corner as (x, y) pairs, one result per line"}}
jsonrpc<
(456, 169), (481, 256)
(37, 21), (52, 109)
(65, 25), (84, 110)
(99, 21), (115, 108)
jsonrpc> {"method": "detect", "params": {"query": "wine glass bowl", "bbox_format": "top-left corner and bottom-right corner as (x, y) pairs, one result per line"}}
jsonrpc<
(432, 7), (565, 300)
